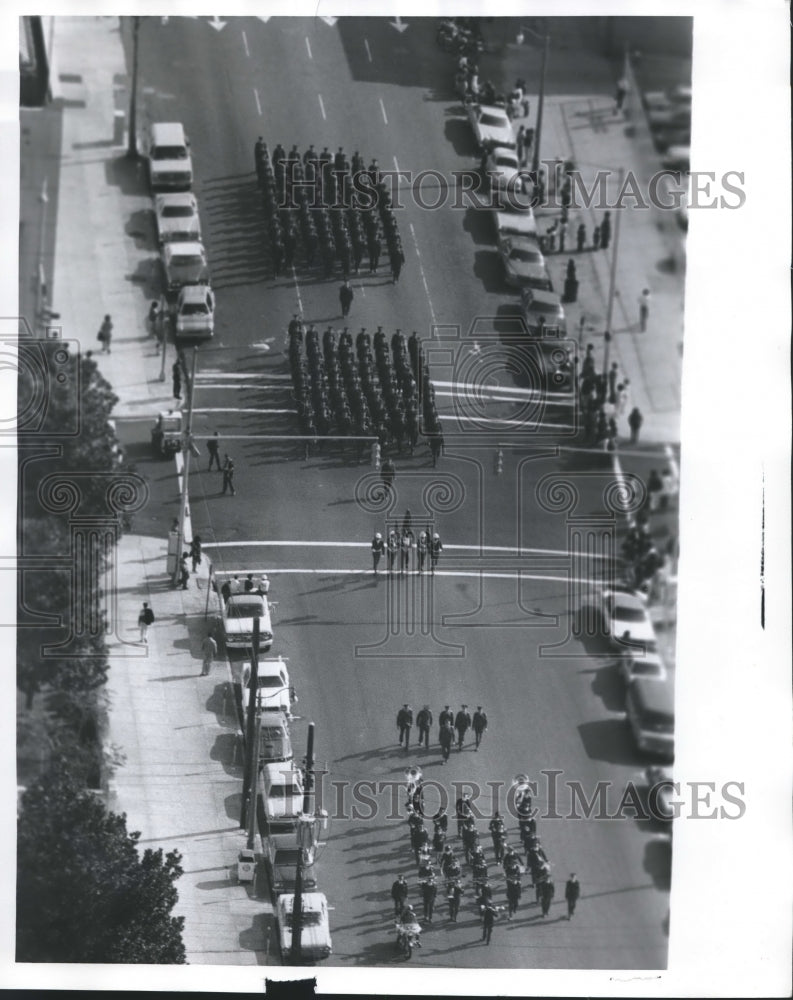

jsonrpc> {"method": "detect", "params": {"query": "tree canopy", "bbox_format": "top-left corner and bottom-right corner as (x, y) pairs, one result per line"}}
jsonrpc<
(17, 768), (186, 964)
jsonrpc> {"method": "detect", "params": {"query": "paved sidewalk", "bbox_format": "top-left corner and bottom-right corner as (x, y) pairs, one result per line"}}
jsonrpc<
(43, 15), (275, 965)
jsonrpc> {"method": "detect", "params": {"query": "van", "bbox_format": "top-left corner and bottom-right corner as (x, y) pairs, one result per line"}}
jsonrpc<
(148, 122), (193, 192)
(626, 677), (674, 759)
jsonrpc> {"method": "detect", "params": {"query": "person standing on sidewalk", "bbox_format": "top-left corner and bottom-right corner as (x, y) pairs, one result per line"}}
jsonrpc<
(189, 534), (202, 573)
(179, 553), (190, 590)
(207, 431), (222, 471)
(565, 873), (581, 919)
(201, 630), (217, 676)
(638, 288), (651, 331)
(339, 279), (354, 317)
(600, 211), (612, 250)
(137, 601), (155, 643)
(397, 703), (414, 750)
(628, 406), (644, 444)
(472, 707), (488, 750)
(172, 361), (182, 401)
(222, 456), (236, 495)
(98, 314), (113, 353)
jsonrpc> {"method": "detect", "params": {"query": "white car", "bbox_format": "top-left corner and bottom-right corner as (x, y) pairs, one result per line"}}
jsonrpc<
(498, 235), (550, 290)
(661, 145), (690, 173)
(172, 284), (215, 341)
(247, 656), (295, 717)
(633, 765), (675, 822)
(277, 892), (332, 963)
(493, 206), (538, 239)
(147, 121), (193, 192)
(155, 193), (201, 244)
(618, 650), (668, 686)
(261, 761), (306, 820)
(485, 145), (522, 190)
(221, 592), (273, 651)
(595, 586), (658, 652)
(467, 104), (516, 150)
(161, 240), (210, 292)
(643, 84), (692, 112)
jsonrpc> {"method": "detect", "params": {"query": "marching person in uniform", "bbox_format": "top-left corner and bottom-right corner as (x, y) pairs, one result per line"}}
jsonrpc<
(396, 703), (414, 750)
(454, 705), (472, 750)
(371, 531), (385, 574)
(472, 706), (488, 750)
(416, 705), (433, 748)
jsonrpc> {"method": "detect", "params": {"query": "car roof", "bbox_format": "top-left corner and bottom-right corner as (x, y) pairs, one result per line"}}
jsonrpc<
(522, 289), (563, 308)
(279, 893), (326, 913)
(501, 234), (542, 250)
(151, 122), (187, 143)
(490, 145), (518, 158)
(156, 192), (196, 207)
(479, 104), (508, 117)
(178, 284), (212, 302)
(628, 676), (675, 712)
(165, 241), (205, 258)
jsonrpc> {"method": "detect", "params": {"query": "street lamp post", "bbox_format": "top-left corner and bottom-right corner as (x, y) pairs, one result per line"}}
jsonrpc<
(173, 345), (198, 586)
(602, 167), (625, 380)
(127, 16), (141, 159)
(531, 31), (550, 176)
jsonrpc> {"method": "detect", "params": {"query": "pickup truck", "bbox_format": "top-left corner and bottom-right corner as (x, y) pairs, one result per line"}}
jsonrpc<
(221, 592), (274, 651)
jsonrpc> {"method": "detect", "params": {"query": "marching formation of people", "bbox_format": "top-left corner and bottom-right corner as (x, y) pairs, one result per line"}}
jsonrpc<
(371, 511), (444, 577)
(255, 139), (406, 282)
(394, 701), (487, 756)
(390, 779), (581, 944)
(287, 317), (444, 461)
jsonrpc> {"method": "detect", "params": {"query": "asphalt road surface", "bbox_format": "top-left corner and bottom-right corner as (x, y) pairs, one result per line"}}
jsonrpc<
(119, 16), (672, 968)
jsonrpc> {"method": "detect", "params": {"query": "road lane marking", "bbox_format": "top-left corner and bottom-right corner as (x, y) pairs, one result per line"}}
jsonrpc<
(242, 29), (250, 57)
(202, 540), (616, 561)
(408, 222), (437, 327)
(197, 372), (291, 380)
(437, 414), (570, 429)
(433, 380), (570, 400)
(379, 97), (388, 124)
(434, 389), (576, 408)
(318, 94), (327, 120)
(194, 383), (291, 390)
(292, 264), (304, 312)
(192, 408), (297, 414)
(305, 36), (312, 59)
(364, 38), (372, 62)
(393, 154), (401, 174)
(195, 567), (603, 585)
(253, 87), (262, 116)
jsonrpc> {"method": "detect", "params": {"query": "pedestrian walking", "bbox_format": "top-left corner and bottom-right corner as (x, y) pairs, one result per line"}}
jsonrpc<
(137, 601), (155, 643)
(438, 721), (454, 763)
(222, 456), (236, 495)
(416, 705), (433, 748)
(576, 222), (586, 252)
(429, 532), (443, 572)
(400, 528), (413, 573)
(421, 879), (437, 921)
(600, 210), (612, 250)
(565, 873), (580, 919)
(339, 279), (354, 318)
(146, 300), (159, 340)
(472, 707), (488, 750)
(614, 76), (628, 113)
(397, 703), (414, 750)
(371, 531), (385, 574)
(416, 530), (429, 572)
(179, 552), (190, 590)
(391, 875), (409, 916)
(454, 705), (472, 750)
(638, 288), (651, 331)
(439, 705), (454, 730)
(189, 534), (202, 573)
(172, 361), (182, 401)
(447, 880), (462, 921)
(207, 431), (222, 471)
(627, 406), (644, 444)
(201, 630), (217, 676)
(386, 530), (399, 573)
(481, 901), (497, 944)
(540, 879), (555, 917)
(592, 225), (601, 250)
(97, 314), (113, 353)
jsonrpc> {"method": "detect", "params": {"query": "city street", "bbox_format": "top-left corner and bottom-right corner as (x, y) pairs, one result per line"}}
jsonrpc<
(108, 15), (680, 968)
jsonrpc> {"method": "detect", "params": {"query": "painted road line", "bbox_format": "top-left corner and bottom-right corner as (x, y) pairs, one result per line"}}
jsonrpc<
(242, 29), (250, 57)
(305, 36), (312, 59)
(318, 93), (327, 120)
(437, 414), (570, 430)
(193, 383), (291, 391)
(393, 154), (401, 175)
(196, 372), (291, 380)
(202, 540), (616, 561)
(194, 567), (601, 585)
(364, 38), (372, 62)
(433, 389), (576, 408)
(192, 408), (297, 415)
(408, 222), (437, 328)
(253, 87), (262, 116)
(433, 380), (571, 400)
(379, 97), (388, 125)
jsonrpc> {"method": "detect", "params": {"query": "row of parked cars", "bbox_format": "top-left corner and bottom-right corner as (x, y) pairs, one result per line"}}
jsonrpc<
(145, 121), (216, 341)
(464, 101), (568, 338)
(213, 576), (333, 963)
(643, 83), (692, 173)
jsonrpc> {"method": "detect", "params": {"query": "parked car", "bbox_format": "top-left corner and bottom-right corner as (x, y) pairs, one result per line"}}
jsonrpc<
(245, 656), (295, 717)
(626, 676), (675, 759)
(146, 121), (193, 192)
(653, 126), (691, 152)
(520, 287), (567, 335)
(647, 104), (691, 130)
(221, 592), (273, 651)
(633, 765), (676, 822)
(259, 711), (293, 765)
(498, 235), (551, 290)
(485, 145), (523, 190)
(162, 240), (210, 292)
(172, 284), (215, 342)
(277, 892), (332, 963)
(154, 192), (201, 244)
(150, 409), (183, 458)
(643, 84), (692, 112)
(661, 145), (690, 173)
(266, 834), (317, 895)
(467, 103), (516, 150)
(493, 205), (538, 240)
(261, 761), (307, 821)
(618, 649), (668, 686)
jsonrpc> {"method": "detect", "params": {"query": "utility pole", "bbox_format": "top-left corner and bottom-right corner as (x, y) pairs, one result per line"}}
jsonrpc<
(292, 721), (315, 966)
(240, 617), (260, 829)
(246, 714), (262, 849)
(173, 345), (197, 587)
(531, 31), (550, 176)
(602, 167), (625, 380)
(127, 16), (141, 159)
